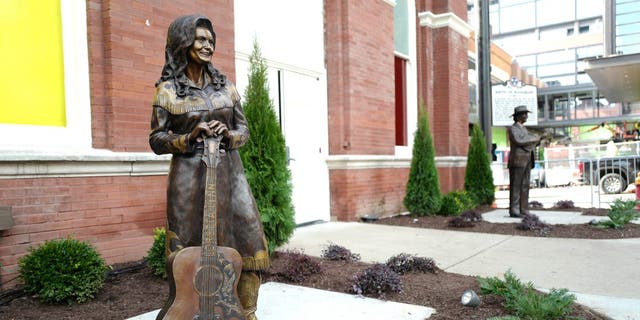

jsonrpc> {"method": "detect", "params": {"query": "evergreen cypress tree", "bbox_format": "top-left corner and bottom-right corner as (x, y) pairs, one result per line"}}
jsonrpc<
(403, 108), (442, 216)
(464, 123), (495, 205)
(239, 40), (295, 253)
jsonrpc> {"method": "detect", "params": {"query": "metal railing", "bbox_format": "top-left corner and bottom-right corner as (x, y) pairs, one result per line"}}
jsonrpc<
(491, 155), (638, 209)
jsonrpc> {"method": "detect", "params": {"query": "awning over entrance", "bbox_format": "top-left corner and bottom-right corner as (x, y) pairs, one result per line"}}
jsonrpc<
(585, 53), (640, 104)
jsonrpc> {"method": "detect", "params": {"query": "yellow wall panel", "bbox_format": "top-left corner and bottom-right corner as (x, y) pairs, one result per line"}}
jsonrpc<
(0, 0), (66, 127)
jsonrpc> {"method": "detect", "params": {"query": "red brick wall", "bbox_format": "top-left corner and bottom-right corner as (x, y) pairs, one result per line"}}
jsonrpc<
(325, 0), (395, 155)
(329, 168), (409, 221)
(87, 0), (236, 152)
(0, 0), (240, 288)
(416, 0), (469, 192)
(0, 176), (166, 287)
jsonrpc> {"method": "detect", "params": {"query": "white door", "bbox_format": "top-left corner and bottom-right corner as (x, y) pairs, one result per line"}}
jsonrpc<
(234, 61), (330, 225)
(280, 70), (330, 225)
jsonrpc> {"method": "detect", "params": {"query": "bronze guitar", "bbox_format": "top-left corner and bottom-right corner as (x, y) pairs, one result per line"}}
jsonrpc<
(158, 136), (246, 320)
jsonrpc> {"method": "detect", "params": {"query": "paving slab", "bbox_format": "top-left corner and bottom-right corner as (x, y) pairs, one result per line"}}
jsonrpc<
(483, 209), (609, 224)
(280, 221), (511, 269)
(483, 209), (640, 225)
(127, 282), (435, 320)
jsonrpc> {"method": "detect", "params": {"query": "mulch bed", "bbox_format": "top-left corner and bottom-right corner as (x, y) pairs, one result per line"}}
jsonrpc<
(0, 205), (633, 319)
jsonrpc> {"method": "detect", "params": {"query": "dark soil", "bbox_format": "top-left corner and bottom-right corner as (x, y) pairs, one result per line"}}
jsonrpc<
(0, 206), (632, 320)
(372, 206), (640, 239)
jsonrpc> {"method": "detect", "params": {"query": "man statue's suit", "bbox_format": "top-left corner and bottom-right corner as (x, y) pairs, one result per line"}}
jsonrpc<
(507, 106), (540, 217)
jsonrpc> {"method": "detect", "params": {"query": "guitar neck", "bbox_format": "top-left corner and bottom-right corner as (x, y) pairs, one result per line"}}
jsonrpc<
(202, 137), (220, 256)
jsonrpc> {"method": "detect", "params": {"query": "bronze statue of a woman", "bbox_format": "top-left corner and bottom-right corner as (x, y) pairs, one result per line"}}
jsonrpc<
(149, 14), (269, 320)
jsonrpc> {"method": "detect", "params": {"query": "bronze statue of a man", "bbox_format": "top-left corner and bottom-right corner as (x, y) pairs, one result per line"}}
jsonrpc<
(507, 105), (541, 217)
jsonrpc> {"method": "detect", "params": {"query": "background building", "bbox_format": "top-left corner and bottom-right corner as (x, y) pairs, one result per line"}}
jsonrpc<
(470, 0), (640, 147)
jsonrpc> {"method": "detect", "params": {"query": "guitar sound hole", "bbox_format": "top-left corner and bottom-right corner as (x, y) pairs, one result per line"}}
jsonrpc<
(194, 265), (224, 296)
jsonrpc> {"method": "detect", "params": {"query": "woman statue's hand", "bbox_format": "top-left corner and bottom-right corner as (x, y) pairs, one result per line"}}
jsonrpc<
(208, 120), (230, 138)
(188, 122), (214, 143)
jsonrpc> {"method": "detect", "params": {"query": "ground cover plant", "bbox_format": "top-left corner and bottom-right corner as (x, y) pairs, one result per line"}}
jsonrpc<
(595, 198), (640, 229)
(517, 213), (552, 236)
(321, 243), (361, 261)
(478, 271), (578, 320)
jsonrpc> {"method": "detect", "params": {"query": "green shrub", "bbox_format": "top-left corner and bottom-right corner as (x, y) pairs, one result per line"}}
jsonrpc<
(596, 198), (640, 229)
(404, 107), (442, 216)
(464, 123), (495, 205)
(146, 227), (167, 279)
(18, 237), (108, 304)
(478, 271), (576, 320)
(239, 40), (295, 253)
(438, 190), (475, 216)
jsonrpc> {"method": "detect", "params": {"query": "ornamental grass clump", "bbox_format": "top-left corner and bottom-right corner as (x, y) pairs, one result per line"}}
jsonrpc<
(145, 227), (167, 279)
(18, 237), (109, 304)
(385, 253), (436, 275)
(273, 250), (321, 283)
(351, 263), (402, 298)
(478, 270), (576, 320)
(321, 243), (361, 262)
(596, 198), (640, 229)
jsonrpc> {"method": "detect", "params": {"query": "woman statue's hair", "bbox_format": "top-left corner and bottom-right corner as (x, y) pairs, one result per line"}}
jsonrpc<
(157, 14), (226, 96)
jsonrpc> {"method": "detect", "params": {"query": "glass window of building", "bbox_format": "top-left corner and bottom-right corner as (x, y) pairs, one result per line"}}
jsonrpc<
(577, 0), (604, 19)
(537, 0), (575, 26)
(540, 24), (575, 40)
(500, 2), (535, 33)
(538, 62), (575, 77)
(494, 31), (537, 53)
(615, 0), (640, 54)
(538, 49), (575, 64)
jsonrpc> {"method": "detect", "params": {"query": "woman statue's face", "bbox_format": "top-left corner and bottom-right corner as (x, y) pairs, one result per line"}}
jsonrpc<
(188, 27), (214, 65)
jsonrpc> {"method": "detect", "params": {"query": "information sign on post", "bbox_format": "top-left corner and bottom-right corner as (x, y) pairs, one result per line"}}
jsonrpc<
(492, 77), (538, 126)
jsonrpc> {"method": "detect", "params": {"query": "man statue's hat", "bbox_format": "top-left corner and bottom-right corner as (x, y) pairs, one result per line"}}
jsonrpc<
(511, 105), (531, 117)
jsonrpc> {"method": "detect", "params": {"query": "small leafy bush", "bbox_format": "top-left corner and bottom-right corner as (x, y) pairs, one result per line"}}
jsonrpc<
(478, 271), (576, 320)
(146, 227), (167, 279)
(517, 214), (552, 236)
(508, 288), (577, 320)
(385, 253), (436, 275)
(273, 250), (321, 283)
(18, 237), (108, 304)
(552, 200), (575, 209)
(448, 209), (484, 228)
(438, 190), (475, 216)
(529, 201), (544, 209)
(321, 243), (361, 262)
(596, 198), (640, 229)
(351, 263), (402, 298)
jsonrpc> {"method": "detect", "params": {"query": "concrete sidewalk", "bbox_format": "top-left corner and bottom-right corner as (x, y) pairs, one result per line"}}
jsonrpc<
(280, 217), (640, 320)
